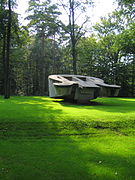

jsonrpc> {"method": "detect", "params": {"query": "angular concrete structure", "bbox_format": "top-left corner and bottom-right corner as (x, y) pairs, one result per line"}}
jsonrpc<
(48, 74), (120, 103)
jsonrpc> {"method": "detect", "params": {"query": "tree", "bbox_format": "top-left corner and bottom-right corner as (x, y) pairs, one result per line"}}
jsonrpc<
(116, 23), (135, 96)
(0, 0), (18, 98)
(114, 0), (135, 96)
(0, 0), (13, 98)
(26, 0), (61, 95)
(0, 0), (29, 96)
(57, 0), (93, 74)
(0, 1), (7, 95)
(77, 35), (98, 76)
(3, 0), (12, 99)
(93, 16), (122, 84)
(116, 0), (135, 18)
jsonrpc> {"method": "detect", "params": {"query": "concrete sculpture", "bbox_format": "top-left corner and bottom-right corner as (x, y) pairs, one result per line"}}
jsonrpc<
(48, 74), (120, 103)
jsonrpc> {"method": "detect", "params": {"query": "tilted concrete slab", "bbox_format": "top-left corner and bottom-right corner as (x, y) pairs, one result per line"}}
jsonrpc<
(48, 74), (121, 103)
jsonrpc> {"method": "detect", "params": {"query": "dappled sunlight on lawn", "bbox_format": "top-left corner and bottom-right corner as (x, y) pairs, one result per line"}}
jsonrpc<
(0, 96), (135, 179)
(0, 136), (135, 180)
(61, 97), (135, 113)
(118, 98), (135, 102)
(0, 96), (135, 124)
(70, 136), (135, 180)
(0, 96), (64, 122)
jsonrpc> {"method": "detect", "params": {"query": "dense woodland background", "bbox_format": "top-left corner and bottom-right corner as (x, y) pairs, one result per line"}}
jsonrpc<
(0, 0), (135, 98)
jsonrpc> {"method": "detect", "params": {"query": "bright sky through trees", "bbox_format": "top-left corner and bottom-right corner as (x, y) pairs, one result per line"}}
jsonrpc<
(16, 0), (116, 25)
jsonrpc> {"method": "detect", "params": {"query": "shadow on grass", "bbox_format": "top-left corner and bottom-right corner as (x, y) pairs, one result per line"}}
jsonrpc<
(58, 97), (135, 114)
(0, 136), (135, 180)
(0, 96), (135, 179)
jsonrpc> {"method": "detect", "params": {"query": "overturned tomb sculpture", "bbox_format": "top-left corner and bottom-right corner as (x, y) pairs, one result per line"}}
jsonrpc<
(48, 74), (120, 103)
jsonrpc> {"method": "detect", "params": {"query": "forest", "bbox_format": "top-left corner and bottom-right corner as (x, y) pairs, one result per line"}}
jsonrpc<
(0, 0), (135, 98)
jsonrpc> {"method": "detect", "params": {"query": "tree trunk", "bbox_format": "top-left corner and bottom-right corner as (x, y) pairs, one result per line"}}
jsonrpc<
(40, 28), (45, 95)
(72, 43), (77, 74)
(132, 55), (135, 97)
(4, 0), (11, 99)
(33, 59), (39, 95)
(2, 31), (6, 95)
(69, 0), (77, 75)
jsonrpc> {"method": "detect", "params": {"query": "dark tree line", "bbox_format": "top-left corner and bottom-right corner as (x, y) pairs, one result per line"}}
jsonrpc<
(0, 0), (134, 98)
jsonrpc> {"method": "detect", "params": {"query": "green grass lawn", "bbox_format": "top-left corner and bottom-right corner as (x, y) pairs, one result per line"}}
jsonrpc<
(0, 96), (135, 180)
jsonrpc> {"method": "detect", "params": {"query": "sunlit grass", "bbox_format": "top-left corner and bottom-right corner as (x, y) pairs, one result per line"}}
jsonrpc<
(0, 96), (135, 180)
(0, 96), (135, 123)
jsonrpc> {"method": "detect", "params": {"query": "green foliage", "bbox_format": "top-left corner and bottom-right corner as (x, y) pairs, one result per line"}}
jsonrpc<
(117, 0), (135, 18)
(76, 7), (135, 96)
(117, 23), (135, 54)
(77, 36), (99, 76)
(27, 0), (61, 35)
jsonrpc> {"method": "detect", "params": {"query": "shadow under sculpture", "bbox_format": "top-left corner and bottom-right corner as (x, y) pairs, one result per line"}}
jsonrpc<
(48, 75), (121, 103)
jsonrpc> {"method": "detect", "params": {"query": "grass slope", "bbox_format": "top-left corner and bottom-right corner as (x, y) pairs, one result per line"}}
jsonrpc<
(0, 96), (135, 180)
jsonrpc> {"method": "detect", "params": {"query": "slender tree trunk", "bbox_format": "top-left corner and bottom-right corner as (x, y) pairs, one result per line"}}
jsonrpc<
(69, 0), (77, 75)
(40, 29), (45, 95)
(132, 55), (135, 97)
(72, 42), (77, 74)
(4, 0), (11, 99)
(33, 59), (39, 95)
(45, 61), (49, 93)
(52, 33), (56, 73)
(2, 31), (6, 95)
(112, 52), (119, 84)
